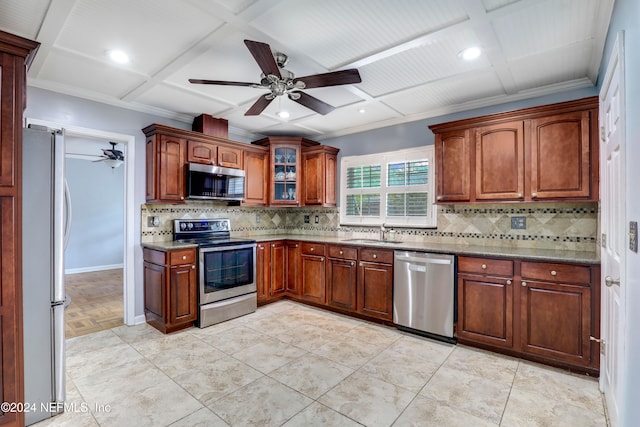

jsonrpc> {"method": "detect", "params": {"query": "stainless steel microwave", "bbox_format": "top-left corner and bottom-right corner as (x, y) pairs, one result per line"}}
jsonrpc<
(186, 163), (245, 201)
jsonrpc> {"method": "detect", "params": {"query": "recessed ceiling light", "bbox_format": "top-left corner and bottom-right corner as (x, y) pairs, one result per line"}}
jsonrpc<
(459, 46), (482, 61)
(359, 108), (366, 114)
(108, 50), (130, 64)
(276, 111), (290, 119)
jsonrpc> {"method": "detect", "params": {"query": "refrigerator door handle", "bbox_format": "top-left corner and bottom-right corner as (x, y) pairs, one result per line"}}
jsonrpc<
(52, 304), (66, 407)
(63, 179), (72, 251)
(53, 130), (66, 303)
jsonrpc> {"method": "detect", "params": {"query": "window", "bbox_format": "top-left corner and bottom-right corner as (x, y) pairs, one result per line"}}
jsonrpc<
(340, 146), (436, 227)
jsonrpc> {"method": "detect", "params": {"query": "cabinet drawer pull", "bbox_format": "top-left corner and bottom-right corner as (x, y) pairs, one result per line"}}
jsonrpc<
(310, 247), (315, 251)
(481, 264), (487, 269)
(339, 250), (343, 255)
(550, 270), (557, 276)
(521, 281), (527, 287)
(182, 255), (187, 260)
(506, 280), (512, 285)
(373, 254), (377, 259)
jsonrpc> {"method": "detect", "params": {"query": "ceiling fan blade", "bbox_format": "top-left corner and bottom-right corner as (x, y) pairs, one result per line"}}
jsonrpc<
(189, 79), (257, 87)
(289, 91), (335, 115)
(244, 40), (281, 79)
(245, 94), (275, 116)
(294, 69), (361, 89)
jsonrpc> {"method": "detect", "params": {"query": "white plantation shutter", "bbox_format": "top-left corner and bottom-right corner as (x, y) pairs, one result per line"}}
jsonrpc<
(340, 147), (436, 227)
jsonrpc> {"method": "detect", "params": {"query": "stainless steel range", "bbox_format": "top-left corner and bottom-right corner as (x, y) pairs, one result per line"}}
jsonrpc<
(174, 219), (256, 328)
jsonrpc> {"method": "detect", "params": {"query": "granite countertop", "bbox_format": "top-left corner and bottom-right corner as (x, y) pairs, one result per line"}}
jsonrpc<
(143, 234), (600, 264)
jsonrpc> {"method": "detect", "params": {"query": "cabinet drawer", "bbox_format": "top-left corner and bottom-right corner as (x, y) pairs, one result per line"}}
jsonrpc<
(359, 247), (393, 264)
(521, 261), (591, 285)
(301, 242), (325, 256)
(458, 256), (513, 277)
(169, 249), (196, 265)
(328, 245), (358, 260)
(143, 248), (166, 265)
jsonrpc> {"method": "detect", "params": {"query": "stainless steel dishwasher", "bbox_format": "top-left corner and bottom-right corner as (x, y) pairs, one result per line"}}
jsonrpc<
(393, 251), (455, 343)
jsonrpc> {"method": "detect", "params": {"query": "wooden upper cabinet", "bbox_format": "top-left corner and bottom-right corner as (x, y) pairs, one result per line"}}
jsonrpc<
(429, 97), (599, 204)
(302, 146), (339, 207)
(529, 110), (592, 200)
(475, 121), (525, 201)
(434, 129), (471, 202)
(242, 147), (269, 207)
(187, 140), (243, 169)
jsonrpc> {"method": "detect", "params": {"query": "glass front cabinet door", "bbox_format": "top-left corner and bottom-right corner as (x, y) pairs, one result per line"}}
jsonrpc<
(271, 145), (300, 205)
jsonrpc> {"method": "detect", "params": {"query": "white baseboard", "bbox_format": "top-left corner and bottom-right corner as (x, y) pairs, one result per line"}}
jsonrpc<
(65, 263), (124, 275)
(131, 315), (147, 326)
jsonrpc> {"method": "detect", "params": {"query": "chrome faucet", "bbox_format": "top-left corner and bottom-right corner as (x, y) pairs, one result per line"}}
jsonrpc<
(380, 224), (387, 241)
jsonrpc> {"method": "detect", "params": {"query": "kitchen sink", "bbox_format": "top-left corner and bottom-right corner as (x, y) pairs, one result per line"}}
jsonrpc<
(341, 238), (400, 244)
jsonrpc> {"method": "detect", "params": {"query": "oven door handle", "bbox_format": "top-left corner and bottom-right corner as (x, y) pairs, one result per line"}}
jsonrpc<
(198, 243), (257, 253)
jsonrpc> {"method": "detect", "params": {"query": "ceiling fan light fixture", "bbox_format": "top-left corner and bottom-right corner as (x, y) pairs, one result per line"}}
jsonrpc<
(276, 111), (290, 119)
(108, 49), (130, 64)
(104, 158), (123, 169)
(459, 46), (482, 61)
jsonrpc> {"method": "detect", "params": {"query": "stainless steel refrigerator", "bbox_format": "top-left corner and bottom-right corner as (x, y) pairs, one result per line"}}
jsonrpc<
(22, 125), (68, 425)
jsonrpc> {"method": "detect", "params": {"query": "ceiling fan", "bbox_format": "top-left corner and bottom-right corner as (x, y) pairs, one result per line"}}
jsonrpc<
(92, 142), (124, 168)
(189, 40), (362, 116)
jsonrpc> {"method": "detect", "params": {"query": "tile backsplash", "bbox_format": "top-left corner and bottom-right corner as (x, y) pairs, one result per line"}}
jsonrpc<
(141, 201), (598, 253)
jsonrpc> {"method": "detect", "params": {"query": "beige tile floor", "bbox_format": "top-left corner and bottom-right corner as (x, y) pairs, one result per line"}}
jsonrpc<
(35, 300), (608, 427)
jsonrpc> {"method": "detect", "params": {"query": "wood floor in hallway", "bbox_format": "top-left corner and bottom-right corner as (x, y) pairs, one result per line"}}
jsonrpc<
(65, 268), (124, 338)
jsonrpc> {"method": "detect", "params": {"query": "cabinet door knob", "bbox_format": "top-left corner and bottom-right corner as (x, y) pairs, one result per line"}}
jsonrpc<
(481, 264), (487, 269)
(192, 265), (195, 270)
(531, 192), (537, 198)
(182, 255), (187, 260)
(180, 196), (185, 200)
(506, 280), (512, 285)
(259, 245), (263, 249)
(550, 270), (557, 276)
(310, 247), (314, 251)
(517, 193), (523, 198)
(271, 244), (275, 248)
(339, 250), (343, 255)
(373, 254), (377, 259)
(437, 196), (442, 200)
(521, 281), (527, 287)
(320, 257), (324, 262)
(295, 244), (299, 248)
(351, 261), (355, 266)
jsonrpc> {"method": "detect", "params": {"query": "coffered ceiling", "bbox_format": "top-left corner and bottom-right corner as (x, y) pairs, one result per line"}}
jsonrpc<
(0, 0), (613, 140)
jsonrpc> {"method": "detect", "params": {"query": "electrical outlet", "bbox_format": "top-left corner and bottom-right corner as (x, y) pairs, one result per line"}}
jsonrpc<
(630, 221), (638, 253)
(255, 214), (260, 224)
(511, 216), (526, 230)
(315, 215), (320, 224)
(147, 216), (160, 227)
(304, 215), (310, 224)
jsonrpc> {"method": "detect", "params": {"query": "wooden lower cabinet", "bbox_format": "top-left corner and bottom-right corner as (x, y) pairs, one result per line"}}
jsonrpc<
(143, 247), (197, 333)
(270, 241), (286, 297)
(456, 256), (599, 373)
(300, 243), (327, 304)
(457, 274), (514, 349)
(357, 248), (394, 321)
(326, 245), (358, 311)
(286, 241), (301, 296)
(256, 241), (286, 304)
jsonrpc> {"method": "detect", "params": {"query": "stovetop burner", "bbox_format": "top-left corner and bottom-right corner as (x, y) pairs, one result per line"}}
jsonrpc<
(173, 219), (255, 247)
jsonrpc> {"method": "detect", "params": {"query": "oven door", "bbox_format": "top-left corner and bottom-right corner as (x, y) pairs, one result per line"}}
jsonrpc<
(199, 243), (256, 304)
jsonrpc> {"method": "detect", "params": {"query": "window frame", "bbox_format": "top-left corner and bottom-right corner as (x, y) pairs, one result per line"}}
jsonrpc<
(339, 146), (437, 228)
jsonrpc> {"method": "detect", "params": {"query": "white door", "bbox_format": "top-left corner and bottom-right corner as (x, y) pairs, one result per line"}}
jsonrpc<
(599, 32), (626, 427)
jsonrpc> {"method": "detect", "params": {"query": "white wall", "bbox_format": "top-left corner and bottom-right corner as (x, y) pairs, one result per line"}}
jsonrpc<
(64, 157), (124, 272)
(598, 0), (640, 425)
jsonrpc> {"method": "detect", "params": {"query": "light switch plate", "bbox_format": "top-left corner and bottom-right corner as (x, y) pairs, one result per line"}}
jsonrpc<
(511, 216), (526, 230)
(630, 221), (638, 253)
(147, 216), (159, 227)
(315, 215), (320, 224)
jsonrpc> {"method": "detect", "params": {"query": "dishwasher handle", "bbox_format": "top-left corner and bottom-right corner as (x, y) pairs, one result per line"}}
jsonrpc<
(395, 255), (452, 265)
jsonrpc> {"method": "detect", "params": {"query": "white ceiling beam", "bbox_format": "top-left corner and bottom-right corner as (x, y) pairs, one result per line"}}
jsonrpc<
(461, 0), (518, 95)
(28, 0), (78, 77)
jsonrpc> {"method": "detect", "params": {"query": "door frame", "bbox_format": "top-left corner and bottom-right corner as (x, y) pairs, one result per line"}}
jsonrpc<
(25, 118), (136, 326)
(598, 30), (626, 427)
